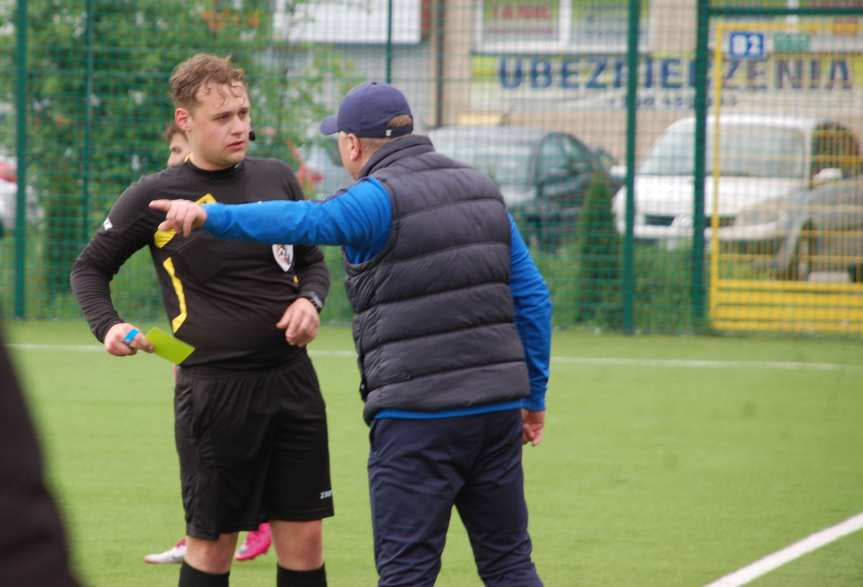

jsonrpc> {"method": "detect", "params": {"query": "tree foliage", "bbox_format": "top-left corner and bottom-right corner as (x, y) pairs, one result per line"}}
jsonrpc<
(1, 0), (352, 305)
(575, 173), (622, 327)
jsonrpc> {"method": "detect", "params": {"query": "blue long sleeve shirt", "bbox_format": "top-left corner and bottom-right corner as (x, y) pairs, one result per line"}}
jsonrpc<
(204, 177), (552, 417)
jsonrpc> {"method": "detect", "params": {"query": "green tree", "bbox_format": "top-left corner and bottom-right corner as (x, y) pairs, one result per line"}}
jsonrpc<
(2, 0), (352, 316)
(574, 173), (622, 327)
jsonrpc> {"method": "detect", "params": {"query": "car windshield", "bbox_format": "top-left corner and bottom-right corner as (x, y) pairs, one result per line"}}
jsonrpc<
(429, 133), (533, 186)
(640, 122), (806, 178)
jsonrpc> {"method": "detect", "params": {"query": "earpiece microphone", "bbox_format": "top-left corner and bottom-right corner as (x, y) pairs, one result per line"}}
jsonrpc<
(249, 130), (256, 142)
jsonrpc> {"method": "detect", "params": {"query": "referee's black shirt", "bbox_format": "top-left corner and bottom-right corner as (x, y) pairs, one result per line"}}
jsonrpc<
(71, 158), (330, 370)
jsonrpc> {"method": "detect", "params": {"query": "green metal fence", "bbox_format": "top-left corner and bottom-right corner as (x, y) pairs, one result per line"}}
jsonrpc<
(2, 1), (862, 335)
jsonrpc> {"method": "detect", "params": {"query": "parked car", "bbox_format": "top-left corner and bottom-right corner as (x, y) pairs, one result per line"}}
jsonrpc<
(299, 137), (352, 199)
(613, 114), (863, 245)
(592, 146), (618, 174)
(427, 125), (617, 249)
(0, 155), (42, 235)
(723, 176), (863, 281)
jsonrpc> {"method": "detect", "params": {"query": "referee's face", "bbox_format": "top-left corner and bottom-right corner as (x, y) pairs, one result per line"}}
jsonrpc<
(184, 82), (251, 170)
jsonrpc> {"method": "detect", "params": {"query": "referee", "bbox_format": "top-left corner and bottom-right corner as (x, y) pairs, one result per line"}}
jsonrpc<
(71, 54), (333, 587)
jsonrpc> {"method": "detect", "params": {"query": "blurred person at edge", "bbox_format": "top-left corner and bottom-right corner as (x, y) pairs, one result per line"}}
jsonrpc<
(0, 325), (80, 587)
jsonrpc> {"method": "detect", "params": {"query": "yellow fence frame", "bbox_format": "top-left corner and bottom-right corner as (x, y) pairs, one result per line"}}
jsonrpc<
(710, 21), (863, 334)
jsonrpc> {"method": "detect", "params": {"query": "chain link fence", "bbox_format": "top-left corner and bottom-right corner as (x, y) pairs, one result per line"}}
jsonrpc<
(2, 0), (862, 334)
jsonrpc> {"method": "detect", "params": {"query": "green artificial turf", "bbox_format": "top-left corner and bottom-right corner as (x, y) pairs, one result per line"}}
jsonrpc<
(5, 321), (862, 586)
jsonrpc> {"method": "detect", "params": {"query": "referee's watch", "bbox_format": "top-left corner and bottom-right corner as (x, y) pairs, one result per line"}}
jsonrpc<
(300, 292), (324, 313)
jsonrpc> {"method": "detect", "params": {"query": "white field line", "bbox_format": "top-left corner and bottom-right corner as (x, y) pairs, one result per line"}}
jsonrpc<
(704, 512), (863, 587)
(7, 343), (862, 372)
(550, 356), (861, 371)
(7, 343), (357, 358)
(9, 343), (107, 352)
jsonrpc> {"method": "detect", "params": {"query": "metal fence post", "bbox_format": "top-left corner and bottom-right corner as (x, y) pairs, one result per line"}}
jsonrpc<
(385, 0), (393, 83)
(14, 0), (28, 319)
(82, 0), (94, 247)
(433, 0), (445, 127)
(692, 0), (709, 329)
(622, 0), (641, 334)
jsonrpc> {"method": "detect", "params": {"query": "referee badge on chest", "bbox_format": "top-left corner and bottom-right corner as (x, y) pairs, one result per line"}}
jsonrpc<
(272, 244), (294, 272)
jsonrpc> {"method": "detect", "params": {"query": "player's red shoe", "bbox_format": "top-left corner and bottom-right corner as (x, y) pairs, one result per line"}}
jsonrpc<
(235, 523), (272, 561)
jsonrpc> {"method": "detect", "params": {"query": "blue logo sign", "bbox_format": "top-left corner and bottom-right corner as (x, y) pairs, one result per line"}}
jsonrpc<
(728, 32), (766, 60)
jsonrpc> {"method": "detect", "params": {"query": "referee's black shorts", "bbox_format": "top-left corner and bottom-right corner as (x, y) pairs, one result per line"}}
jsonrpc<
(174, 353), (333, 540)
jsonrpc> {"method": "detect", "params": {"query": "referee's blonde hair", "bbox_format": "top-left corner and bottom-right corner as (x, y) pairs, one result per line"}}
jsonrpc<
(170, 54), (245, 110)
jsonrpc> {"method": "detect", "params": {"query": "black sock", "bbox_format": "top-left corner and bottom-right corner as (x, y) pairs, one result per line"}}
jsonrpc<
(277, 563), (326, 587)
(179, 561), (230, 587)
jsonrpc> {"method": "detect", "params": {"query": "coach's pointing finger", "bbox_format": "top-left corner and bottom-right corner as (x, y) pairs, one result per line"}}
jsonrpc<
(149, 199), (208, 236)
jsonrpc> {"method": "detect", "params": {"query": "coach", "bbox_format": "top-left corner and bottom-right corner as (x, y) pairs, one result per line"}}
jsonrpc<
(152, 81), (552, 587)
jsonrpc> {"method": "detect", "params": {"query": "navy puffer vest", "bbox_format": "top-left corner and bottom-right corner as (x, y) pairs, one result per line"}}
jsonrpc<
(344, 135), (530, 423)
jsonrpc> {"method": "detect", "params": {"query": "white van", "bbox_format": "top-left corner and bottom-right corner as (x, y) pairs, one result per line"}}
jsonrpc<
(613, 114), (862, 245)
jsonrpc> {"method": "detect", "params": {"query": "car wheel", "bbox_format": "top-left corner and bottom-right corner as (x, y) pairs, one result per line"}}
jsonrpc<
(779, 222), (817, 281)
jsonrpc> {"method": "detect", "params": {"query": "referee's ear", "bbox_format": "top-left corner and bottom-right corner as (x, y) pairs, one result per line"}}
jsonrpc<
(175, 107), (192, 134)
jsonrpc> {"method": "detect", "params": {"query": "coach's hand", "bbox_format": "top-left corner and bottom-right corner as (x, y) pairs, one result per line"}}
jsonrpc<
(521, 409), (545, 447)
(277, 297), (320, 347)
(149, 199), (208, 236)
(104, 322), (154, 356)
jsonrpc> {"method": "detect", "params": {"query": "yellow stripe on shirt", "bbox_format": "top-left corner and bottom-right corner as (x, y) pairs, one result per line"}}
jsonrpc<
(153, 193), (217, 248)
(162, 257), (187, 333)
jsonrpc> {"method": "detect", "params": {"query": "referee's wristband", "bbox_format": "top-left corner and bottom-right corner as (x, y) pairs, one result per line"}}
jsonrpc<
(299, 292), (324, 313)
(123, 328), (139, 345)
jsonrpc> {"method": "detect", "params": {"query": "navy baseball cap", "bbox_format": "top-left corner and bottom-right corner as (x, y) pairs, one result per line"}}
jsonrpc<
(320, 82), (413, 138)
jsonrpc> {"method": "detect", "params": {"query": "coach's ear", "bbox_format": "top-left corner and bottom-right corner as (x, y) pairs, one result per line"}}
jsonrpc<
(345, 133), (363, 162)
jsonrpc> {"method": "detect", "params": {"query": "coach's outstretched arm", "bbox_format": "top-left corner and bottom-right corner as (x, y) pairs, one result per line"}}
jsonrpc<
(150, 182), (390, 250)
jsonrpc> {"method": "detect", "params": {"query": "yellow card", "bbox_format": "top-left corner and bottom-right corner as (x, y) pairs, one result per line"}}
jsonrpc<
(146, 326), (195, 364)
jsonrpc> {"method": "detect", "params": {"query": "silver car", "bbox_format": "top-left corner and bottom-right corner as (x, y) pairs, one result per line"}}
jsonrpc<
(615, 115), (863, 246)
(729, 177), (863, 281)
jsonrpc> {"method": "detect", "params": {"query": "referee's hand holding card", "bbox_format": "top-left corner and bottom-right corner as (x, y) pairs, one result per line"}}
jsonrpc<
(104, 323), (154, 356)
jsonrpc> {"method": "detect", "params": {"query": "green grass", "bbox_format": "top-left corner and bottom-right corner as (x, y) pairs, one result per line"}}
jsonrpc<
(5, 322), (863, 586)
